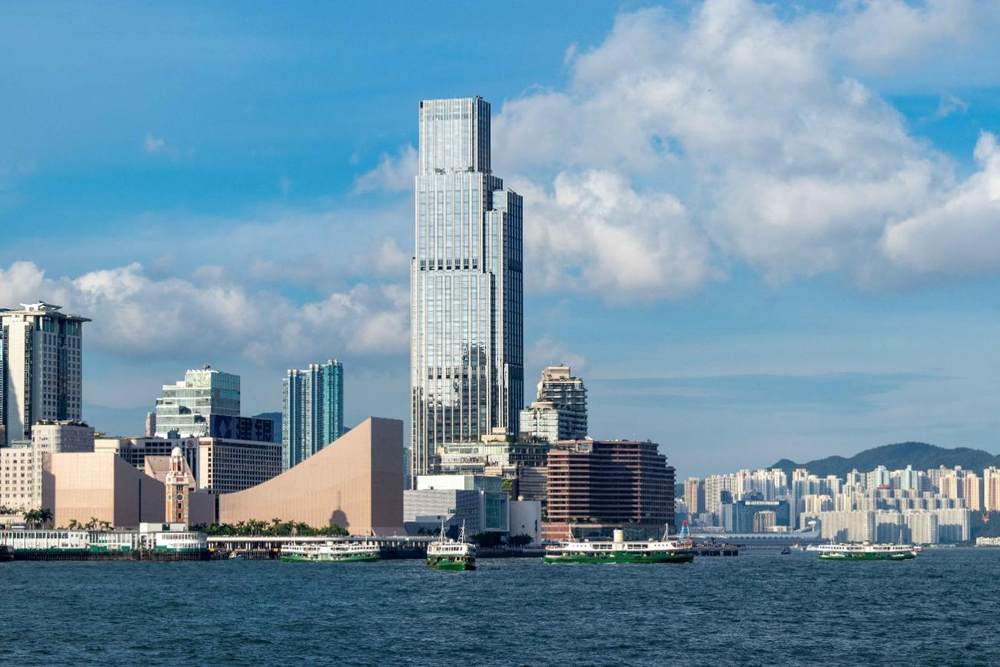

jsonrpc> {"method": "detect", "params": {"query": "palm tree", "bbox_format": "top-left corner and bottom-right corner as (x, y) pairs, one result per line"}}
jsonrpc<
(22, 509), (41, 528)
(39, 508), (54, 528)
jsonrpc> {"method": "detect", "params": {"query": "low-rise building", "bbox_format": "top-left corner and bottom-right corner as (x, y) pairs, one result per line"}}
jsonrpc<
(404, 474), (510, 535)
(722, 499), (790, 533)
(0, 420), (95, 520)
(95, 436), (200, 480)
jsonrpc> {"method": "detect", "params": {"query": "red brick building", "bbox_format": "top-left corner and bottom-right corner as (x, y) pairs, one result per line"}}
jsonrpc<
(543, 439), (675, 540)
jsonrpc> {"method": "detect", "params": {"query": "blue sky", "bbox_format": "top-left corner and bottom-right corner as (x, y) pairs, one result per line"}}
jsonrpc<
(2, 1), (1000, 477)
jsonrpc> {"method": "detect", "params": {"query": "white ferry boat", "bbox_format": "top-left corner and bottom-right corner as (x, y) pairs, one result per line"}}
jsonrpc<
(279, 541), (380, 563)
(427, 522), (476, 571)
(544, 528), (694, 565)
(813, 542), (917, 561)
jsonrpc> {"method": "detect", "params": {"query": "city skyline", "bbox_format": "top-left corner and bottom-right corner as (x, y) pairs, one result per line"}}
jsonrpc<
(3, 2), (1000, 477)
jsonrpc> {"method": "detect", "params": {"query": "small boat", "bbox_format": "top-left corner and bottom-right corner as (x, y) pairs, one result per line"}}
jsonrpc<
(780, 546), (791, 555)
(427, 521), (477, 571)
(544, 527), (694, 565)
(228, 551), (244, 560)
(280, 541), (380, 563)
(815, 542), (917, 561)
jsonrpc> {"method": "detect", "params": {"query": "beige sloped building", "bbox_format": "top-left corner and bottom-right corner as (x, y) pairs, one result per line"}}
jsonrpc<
(218, 417), (403, 535)
(44, 451), (215, 528)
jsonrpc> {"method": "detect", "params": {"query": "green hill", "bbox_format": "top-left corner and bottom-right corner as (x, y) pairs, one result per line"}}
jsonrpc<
(771, 442), (1000, 479)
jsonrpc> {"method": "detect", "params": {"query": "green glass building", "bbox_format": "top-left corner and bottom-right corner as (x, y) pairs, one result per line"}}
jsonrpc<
(282, 359), (344, 469)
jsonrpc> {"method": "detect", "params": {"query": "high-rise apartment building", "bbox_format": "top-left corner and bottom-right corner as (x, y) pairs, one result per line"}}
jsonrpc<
(519, 366), (588, 442)
(410, 96), (524, 480)
(282, 359), (344, 469)
(0, 303), (89, 445)
(985, 467), (1000, 511)
(154, 367), (240, 438)
(684, 477), (705, 515)
(535, 366), (587, 436)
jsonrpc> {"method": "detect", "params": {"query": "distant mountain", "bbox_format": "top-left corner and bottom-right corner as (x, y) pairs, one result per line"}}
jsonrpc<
(771, 442), (1000, 479)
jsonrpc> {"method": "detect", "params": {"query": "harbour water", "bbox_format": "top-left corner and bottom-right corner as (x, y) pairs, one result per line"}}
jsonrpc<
(2, 548), (999, 665)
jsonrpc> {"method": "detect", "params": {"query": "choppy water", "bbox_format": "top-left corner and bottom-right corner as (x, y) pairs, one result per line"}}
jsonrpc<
(2, 549), (998, 665)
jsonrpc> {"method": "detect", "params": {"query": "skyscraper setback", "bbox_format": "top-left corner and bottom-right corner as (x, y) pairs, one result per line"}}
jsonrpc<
(410, 97), (524, 481)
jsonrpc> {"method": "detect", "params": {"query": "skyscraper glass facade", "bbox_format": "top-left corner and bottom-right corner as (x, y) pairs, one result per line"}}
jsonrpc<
(282, 359), (344, 469)
(154, 367), (240, 438)
(410, 97), (523, 482)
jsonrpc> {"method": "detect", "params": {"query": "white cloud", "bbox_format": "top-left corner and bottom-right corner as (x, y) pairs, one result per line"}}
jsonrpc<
(932, 94), (969, 121)
(0, 261), (48, 305)
(881, 132), (1000, 275)
(0, 261), (408, 364)
(526, 336), (588, 379)
(143, 133), (167, 154)
(354, 144), (417, 194)
(482, 0), (998, 294)
(372, 237), (409, 276)
(824, 0), (1000, 88)
(518, 170), (714, 299)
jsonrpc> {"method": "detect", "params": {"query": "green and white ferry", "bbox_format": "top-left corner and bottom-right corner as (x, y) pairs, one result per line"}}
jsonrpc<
(427, 522), (476, 571)
(280, 541), (380, 563)
(813, 542), (917, 561)
(544, 528), (694, 565)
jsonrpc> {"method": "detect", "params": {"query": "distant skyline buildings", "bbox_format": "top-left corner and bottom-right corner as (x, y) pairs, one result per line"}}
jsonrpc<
(154, 367), (240, 438)
(0, 303), (88, 446)
(282, 359), (344, 470)
(410, 96), (524, 481)
(684, 462), (1000, 543)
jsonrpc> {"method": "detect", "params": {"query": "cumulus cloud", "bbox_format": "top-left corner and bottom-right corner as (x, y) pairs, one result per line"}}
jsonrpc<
(0, 261), (48, 305)
(0, 261), (408, 363)
(526, 336), (588, 379)
(518, 171), (714, 298)
(354, 144), (417, 194)
(474, 0), (1000, 294)
(881, 132), (1000, 275)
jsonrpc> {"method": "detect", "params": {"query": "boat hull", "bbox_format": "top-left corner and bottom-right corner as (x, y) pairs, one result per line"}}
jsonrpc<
(544, 551), (694, 565)
(280, 553), (379, 563)
(819, 551), (915, 561)
(427, 556), (476, 571)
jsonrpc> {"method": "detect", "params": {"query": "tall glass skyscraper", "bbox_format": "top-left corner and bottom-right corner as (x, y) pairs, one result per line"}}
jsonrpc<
(410, 97), (524, 481)
(282, 359), (344, 470)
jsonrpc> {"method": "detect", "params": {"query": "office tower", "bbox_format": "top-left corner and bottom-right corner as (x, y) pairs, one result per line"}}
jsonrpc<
(410, 96), (524, 480)
(282, 359), (344, 469)
(0, 302), (89, 445)
(154, 366), (240, 438)
(519, 365), (588, 442)
(144, 411), (156, 438)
